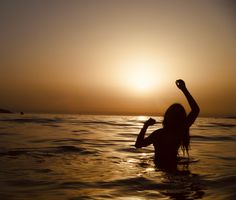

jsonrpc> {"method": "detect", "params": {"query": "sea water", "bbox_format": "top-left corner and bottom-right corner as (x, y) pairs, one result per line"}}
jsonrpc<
(0, 114), (235, 200)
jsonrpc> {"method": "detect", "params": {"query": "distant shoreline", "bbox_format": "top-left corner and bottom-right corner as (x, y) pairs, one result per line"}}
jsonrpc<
(0, 108), (13, 114)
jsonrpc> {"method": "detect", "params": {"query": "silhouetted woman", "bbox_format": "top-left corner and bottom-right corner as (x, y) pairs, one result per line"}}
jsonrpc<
(135, 79), (200, 171)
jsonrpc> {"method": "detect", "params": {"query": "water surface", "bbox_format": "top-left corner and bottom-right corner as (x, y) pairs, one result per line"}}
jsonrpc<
(0, 114), (236, 199)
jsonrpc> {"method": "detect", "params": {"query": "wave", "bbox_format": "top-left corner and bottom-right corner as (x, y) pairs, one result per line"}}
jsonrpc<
(191, 135), (236, 141)
(0, 145), (98, 157)
(78, 120), (135, 127)
(6, 179), (55, 187)
(215, 175), (236, 185)
(0, 117), (63, 124)
(59, 177), (166, 190)
(59, 175), (205, 199)
(0, 117), (139, 128)
(198, 122), (236, 129)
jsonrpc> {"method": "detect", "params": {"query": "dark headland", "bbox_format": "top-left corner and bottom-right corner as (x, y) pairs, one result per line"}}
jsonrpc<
(0, 108), (13, 114)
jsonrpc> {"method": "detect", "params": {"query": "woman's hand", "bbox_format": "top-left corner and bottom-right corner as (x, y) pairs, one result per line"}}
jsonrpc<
(176, 79), (186, 91)
(144, 118), (156, 126)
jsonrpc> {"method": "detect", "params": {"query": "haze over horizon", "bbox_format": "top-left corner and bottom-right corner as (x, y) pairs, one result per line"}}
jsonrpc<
(0, 0), (235, 117)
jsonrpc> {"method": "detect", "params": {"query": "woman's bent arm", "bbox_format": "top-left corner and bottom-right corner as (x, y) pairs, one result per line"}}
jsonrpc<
(135, 123), (149, 148)
(135, 118), (156, 148)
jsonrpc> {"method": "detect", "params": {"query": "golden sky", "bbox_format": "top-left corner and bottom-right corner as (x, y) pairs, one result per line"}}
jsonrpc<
(0, 0), (235, 116)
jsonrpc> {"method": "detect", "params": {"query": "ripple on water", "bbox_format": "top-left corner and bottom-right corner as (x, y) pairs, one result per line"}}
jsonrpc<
(0, 145), (99, 158)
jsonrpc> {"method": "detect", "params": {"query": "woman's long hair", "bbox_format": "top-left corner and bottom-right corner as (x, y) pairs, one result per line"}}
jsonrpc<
(162, 103), (190, 155)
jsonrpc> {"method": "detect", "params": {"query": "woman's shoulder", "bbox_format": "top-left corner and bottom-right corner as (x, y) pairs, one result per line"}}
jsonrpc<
(157, 128), (165, 132)
(151, 128), (165, 145)
(152, 128), (165, 136)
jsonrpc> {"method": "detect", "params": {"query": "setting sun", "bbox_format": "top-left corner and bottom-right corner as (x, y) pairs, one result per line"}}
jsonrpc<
(129, 68), (154, 92)
(118, 58), (161, 94)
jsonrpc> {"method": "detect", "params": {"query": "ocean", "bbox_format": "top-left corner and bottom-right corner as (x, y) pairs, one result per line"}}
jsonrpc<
(0, 114), (235, 200)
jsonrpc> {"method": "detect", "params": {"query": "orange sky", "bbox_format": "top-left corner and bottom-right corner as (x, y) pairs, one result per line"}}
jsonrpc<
(0, 1), (235, 116)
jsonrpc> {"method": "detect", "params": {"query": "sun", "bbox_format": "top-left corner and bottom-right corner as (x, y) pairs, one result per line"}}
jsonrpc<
(120, 58), (158, 94)
(130, 69), (154, 92)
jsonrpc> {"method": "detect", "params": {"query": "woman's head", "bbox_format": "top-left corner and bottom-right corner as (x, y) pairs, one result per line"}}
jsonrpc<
(163, 103), (186, 128)
(163, 103), (190, 153)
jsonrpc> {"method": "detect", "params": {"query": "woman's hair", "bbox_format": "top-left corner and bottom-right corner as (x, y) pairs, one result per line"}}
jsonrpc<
(163, 103), (190, 155)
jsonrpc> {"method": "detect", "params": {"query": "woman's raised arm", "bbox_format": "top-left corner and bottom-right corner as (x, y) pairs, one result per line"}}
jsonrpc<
(176, 79), (200, 127)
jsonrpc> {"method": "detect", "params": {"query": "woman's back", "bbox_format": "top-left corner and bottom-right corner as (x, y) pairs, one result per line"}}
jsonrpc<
(153, 129), (181, 168)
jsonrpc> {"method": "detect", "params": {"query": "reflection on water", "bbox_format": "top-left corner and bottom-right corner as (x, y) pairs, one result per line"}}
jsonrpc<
(0, 114), (236, 199)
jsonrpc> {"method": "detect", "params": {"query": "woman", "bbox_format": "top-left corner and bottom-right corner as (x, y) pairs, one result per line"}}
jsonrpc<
(135, 79), (200, 170)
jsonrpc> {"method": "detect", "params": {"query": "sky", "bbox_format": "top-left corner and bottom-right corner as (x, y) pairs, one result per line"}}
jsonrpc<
(0, 0), (235, 116)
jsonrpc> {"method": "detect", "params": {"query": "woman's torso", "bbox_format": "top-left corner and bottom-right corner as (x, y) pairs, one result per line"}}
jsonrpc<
(153, 128), (181, 168)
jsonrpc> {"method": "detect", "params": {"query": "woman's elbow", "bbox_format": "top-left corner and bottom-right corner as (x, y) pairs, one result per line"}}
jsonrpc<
(193, 106), (200, 116)
(196, 107), (200, 115)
